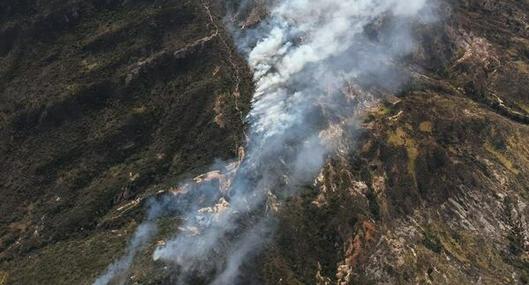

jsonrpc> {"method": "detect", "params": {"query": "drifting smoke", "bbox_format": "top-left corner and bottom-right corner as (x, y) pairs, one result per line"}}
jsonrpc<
(94, 0), (433, 284)
(93, 223), (157, 285)
(92, 196), (182, 285)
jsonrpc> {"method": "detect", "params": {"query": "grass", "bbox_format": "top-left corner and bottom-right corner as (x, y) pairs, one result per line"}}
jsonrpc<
(387, 127), (419, 181)
(484, 141), (519, 175)
(0, 272), (8, 285)
(0, 222), (136, 285)
(419, 121), (433, 133)
(422, 228), (442, 254)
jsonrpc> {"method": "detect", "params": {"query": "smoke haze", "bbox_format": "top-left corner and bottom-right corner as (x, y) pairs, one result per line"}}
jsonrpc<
(94, 0), (433, 284)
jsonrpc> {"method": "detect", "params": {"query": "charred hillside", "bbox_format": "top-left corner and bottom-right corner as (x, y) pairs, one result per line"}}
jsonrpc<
(0, 0), (528, 285)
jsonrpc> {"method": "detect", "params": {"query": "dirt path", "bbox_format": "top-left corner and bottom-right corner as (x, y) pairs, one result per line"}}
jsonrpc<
(199, 0), (247, 138)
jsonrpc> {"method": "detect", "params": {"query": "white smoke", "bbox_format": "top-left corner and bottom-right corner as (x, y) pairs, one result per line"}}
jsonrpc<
(93, 0), (433, 284)
(93, 222), (157, 285)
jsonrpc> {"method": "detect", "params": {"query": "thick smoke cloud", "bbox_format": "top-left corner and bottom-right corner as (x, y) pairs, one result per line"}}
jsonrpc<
(94, 0), (432, 284)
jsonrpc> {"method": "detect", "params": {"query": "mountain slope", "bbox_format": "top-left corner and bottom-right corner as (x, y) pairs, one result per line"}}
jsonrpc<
(0, 1), (252, 284)
(261, 1), (529, 284)
(0, 0), (528, 284)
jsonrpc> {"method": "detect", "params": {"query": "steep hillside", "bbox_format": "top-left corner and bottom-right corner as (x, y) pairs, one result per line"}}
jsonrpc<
(0, 0), (252, 284)
(0, 0), (528, 285)
(262, 0), (529, 284)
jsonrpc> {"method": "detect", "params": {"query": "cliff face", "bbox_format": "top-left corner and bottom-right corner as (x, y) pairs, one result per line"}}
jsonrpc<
(0, 0), (528, 285)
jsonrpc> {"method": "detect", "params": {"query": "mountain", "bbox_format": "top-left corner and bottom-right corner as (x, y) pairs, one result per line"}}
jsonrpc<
(0, 0), (528, 284)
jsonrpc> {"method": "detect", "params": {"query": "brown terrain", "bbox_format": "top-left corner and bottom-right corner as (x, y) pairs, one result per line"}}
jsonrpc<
(0, 0), (528, 284)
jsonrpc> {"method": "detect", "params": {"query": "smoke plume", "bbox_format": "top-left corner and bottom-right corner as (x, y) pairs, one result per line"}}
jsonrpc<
(94, 0), (432, 284)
